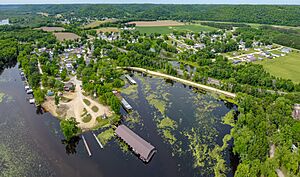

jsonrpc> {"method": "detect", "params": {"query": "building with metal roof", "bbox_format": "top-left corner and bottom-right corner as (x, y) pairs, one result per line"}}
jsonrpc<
(115, 125), (156, 163)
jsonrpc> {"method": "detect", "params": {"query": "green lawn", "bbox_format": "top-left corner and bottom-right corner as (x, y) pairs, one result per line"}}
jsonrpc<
(136, 24), (217, 35)
(256, 51), (300, 83)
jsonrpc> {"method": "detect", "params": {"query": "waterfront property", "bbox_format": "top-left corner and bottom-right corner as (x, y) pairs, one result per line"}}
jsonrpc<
(121, 98), (133, 111)
(125, 74), (137, 85)
(115, 125), (156, 163)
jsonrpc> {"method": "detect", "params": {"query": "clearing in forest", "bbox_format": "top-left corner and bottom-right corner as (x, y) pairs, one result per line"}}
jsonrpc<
(35, 27), (65, 32)
(83, 19), (117, 29)
(96, 27), (120, 33)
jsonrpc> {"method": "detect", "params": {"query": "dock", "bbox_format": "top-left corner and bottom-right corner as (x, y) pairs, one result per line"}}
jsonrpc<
(92, 132), (103, 149)
(121, 98), (132, 111)
(113, 90), (133, 111)
(125, 74), (137, 85)
(82, 135), (92, 157)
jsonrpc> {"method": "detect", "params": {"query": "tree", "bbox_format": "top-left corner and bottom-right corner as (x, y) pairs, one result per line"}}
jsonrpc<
(55, 93), (60, 106)
(60, 68), (67, 81)
(34, 88), (45, 105)
(60, 117), (80, 141)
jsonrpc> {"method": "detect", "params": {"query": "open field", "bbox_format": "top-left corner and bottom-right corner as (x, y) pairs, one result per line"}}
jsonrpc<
(136, 24), (217, 34)
(35, 26), (65, 32)
(54, 32), (80, 41)
(95, 27), (120, 33)
(256, 51), (300, 83)
(83, 19), (117, 29)
(129, 20), (184, 27)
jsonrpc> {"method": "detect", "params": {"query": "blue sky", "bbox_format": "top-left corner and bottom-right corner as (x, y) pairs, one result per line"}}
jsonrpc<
(0, 0), (299, 4)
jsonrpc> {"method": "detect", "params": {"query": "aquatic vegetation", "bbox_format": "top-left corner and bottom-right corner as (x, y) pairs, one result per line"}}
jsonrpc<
(117, 139), (129, 153)
(97, 128), (115, 146)
(222, 110), (235, 127)
(126, 110), (141, 126)
(0, 144), (23, 176)
(162, 129), (177, 145)
(184, 128), (209, 168)
(0, 93), (4, 103)
(146, 94), (167, 114)
(158, 117), (177, 130)
(121, 84), (138, 95)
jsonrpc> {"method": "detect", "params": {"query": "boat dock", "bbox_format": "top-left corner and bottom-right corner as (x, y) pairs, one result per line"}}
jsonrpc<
(113, 90), (133, 111)
(115, 125), (156, 163)
(82, 135), (92, 157)
(92, 132), (103, 149)
(125, 74), (137, 85)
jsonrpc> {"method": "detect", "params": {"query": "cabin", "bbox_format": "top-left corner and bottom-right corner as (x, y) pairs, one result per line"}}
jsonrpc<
(115, 125), (156, 163)
(125, 74), (137, 85)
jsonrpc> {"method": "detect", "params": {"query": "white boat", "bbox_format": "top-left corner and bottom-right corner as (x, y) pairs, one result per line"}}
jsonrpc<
(29, 98), (35, 104)
(26, 89), (33, 94)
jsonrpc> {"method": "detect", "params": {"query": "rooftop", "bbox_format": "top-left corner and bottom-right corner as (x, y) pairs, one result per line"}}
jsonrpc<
(115, 125), (156, 163)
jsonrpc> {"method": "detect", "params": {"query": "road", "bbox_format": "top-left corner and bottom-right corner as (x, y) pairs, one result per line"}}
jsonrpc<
(227, 46), (283, 60)
(122, 67), (236, 98)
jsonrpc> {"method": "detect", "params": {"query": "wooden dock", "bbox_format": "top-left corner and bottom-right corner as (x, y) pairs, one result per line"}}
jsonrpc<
(82, 135), (92, 157)
(92, 132), (103, 149)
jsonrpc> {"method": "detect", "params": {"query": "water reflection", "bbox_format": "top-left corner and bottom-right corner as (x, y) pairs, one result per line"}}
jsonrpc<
(61, 136), (81, 155)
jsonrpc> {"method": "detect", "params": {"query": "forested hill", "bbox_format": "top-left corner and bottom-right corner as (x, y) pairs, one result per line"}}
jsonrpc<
(1, 4), (300, 26)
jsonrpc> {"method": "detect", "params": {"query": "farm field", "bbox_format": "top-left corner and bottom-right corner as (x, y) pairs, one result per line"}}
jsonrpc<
(128, 20), (184, 26)
(35, 26), (65, 32)
(54, 32), (80, 41)
(95, 27), (120, 33)
(83, 19), (117, 29)
(256, 51), (300, 83)
(136, 24), (217, 34)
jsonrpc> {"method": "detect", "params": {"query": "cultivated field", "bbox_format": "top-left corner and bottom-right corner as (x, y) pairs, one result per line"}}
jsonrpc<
(136, 24), (217, 34)
(128, 20), (184, 27)
(256, 51), (300, 83)
(96, 27), (120, 33)
(54, 32), (80, 41)
(83, 19), (117, 29)
(36, 26), (65, 32)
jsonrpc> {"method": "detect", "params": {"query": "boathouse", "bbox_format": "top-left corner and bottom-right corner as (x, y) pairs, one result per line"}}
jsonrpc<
(115, 125), (156, 163)
(125, 74), (137, 85)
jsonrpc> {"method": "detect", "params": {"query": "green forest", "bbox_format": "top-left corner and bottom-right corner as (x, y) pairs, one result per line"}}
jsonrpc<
(1, 4), (300, 26)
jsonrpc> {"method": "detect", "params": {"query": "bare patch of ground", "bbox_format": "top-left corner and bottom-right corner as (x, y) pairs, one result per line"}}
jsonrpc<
(128, 20), (184, 27)
(54, 32), (80, 41)
(96, 27), (120, 33)
(83, 19), (117, 29)
(42, 77), (112, 129)
(35, 27), (65, 32)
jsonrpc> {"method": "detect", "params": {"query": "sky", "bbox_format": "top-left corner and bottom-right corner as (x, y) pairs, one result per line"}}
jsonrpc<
(0, 0), (299, 5)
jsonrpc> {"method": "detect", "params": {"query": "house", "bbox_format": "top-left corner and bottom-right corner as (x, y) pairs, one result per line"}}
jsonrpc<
(64, 82), (74, 91)
(281, 47), (292, 53)
(233, 60), (242, 64)
(292, 104), (300, 120)
(0, 19), (9, 25)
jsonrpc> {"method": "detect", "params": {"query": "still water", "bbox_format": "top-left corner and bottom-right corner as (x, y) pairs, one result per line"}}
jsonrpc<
(0, 65), (237, 177)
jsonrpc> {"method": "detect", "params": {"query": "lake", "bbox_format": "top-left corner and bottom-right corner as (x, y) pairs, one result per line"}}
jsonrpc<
(0, 65), (237, 177)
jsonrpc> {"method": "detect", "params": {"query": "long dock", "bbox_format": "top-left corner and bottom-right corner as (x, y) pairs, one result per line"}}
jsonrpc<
(82, 135), (92, 157)
(92, 132), (103, 149)
(123, 67), (236, 98)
